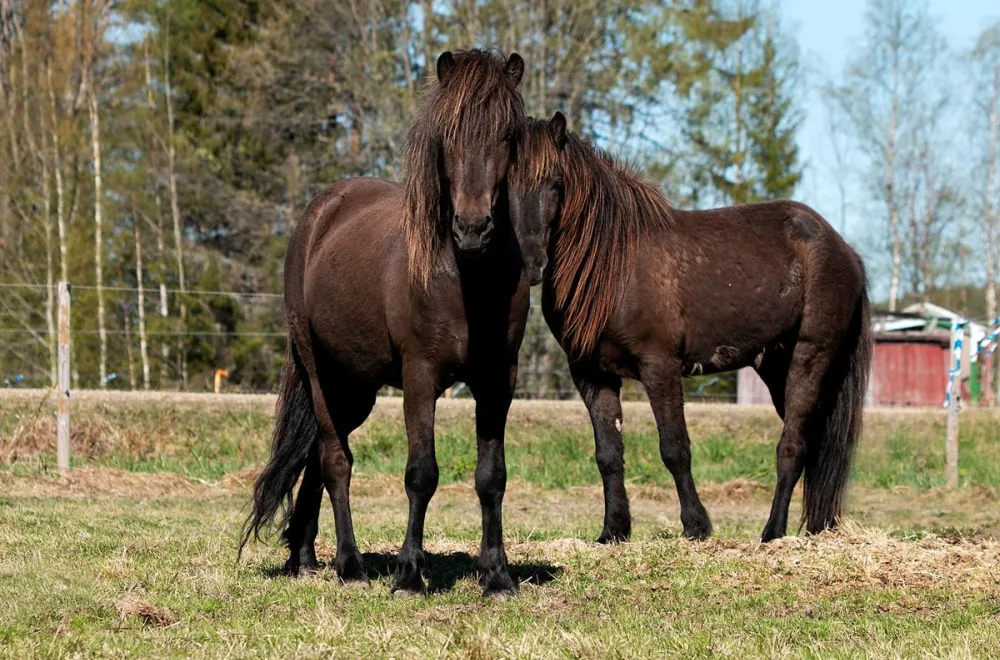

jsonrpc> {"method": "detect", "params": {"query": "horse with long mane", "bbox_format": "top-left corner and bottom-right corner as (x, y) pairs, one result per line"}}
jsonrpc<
(241, 50), (535, 597)
(512, 113), (873, 543)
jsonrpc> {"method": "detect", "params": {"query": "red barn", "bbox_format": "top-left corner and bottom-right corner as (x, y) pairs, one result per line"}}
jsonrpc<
(869, 332), (950, 407)
(737, 308), (993, 408)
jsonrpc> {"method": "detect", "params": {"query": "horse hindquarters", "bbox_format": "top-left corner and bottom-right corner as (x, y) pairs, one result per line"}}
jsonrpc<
(801, 291), (871, 533)
(761, 274), (872, 541)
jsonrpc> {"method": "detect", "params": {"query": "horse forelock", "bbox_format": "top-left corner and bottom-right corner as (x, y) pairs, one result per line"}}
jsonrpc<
(402, 49), (526, 286)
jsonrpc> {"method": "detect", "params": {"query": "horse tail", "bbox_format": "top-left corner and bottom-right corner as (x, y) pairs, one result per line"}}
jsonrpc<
(239, 337), (318, 557)
(802, 272), (873, 534)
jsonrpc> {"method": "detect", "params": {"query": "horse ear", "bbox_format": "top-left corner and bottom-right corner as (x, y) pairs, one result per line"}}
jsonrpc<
(436, 51), (456, 84)
(505, 53), (524, 86)
(549, 111), (568, 149)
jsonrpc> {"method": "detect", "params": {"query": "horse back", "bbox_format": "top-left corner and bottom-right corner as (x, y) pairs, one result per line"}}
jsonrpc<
(612, 200), (864, 375)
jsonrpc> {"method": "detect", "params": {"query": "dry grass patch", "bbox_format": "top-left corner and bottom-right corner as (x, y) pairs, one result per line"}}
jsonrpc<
(115, 593), (176, 628)
(0, 467), (213, 498)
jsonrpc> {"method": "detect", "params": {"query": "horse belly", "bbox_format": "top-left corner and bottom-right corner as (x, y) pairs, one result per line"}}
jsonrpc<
(679, 262), (802, 375)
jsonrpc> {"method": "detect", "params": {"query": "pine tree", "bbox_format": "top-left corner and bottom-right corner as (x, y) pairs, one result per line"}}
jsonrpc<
(745, 27), (802, 200)
(672, 0), (801, 206)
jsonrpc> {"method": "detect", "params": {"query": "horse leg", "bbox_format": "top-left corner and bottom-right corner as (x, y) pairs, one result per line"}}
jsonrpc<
(756, 346), (791, 421)
(281, 443), (323, 576)
(643, 362), (712, 539)
(392, 361), (439, 595)
(760, 338), (835, 542)
(571, 365), (630, 543)
(281, 381), (377, 578)
(471, 371), (516, 597)
(295, 342), (368, 582)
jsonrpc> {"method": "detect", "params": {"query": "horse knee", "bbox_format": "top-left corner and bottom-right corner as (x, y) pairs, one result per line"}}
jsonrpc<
(595, 440), (624, 477)
(405, 453), (439, 500)
(775, 434), (806, 472)
(659, 432), (691, 470)
(319, 441), (352, 482)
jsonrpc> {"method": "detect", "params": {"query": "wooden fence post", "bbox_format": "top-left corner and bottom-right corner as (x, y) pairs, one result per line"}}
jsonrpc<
(945, 321), (970, 489)
(57, 281), (71, 472)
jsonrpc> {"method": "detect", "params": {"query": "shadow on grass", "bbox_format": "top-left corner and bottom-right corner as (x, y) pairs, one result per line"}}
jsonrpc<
(257, 552), (562, 593)
(361, 551), (562, 593)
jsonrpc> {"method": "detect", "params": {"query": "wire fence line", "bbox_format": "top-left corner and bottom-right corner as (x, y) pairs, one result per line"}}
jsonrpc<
(1, 279), (644, 400)
(0, 281), (284, 298)
(0, 329), (287, 338)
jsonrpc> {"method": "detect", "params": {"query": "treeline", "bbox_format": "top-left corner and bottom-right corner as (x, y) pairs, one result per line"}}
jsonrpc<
(4, 1), (999, 397)
(827, 1), (1000, 324)
(0, 0), (804, 394)
(9, 1), (997, 398)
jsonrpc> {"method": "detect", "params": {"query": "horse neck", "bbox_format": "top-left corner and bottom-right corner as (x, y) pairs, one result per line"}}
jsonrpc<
(543, 142), (672, 355)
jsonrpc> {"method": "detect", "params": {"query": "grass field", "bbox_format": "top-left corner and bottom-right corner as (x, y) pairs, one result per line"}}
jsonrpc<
(2, 391), (1000, 657)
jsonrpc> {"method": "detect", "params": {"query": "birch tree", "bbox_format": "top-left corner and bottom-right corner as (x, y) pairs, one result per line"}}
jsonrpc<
(832, 0), (942, 311)
(85, 0), (110, 388)
(972, 23), (1000, 325)
(971, 21), (1000, 404)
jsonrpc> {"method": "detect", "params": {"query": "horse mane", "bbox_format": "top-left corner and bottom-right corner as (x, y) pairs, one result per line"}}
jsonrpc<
(515, 119), (674, 356)
(401, 50), (525, 287)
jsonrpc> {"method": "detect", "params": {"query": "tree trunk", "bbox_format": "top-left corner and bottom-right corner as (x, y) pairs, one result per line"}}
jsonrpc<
(145, 38), (170, 384)
(125, 313), (136, 390)
(422, 0), (434, 77)
(986, 67), (999, 406)
(733, 0), (745, 201)
(164, 23), (188, 389)
(135, 218), (151, 390)
(43, 130), (57, 387)
(887, 93), (900, 312)
(159, 283), (170, 387)
(401, 19), (414, 94)
(46, 62), (69, 285)
(986, 73), (998, 325)
(88, 72), (108, 389)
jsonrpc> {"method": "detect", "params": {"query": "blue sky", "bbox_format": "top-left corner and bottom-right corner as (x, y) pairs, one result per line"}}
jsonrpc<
(785, 0), (1000, 247)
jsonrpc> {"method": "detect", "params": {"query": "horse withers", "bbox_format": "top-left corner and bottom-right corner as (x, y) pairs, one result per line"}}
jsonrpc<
(511, 113), (873, 544)
(242, 50), (535, 597)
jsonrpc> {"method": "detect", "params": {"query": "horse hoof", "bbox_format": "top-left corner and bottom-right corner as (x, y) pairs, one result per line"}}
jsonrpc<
(391, 565), (427, 597)
(391, 586), (425, 599)
(482, 584), (517, 599)
(333, 551), (367, 583)
(341, 575), (371, 588)
(481, 570), (516, 599)
(682, 519), (713, 541)
(282, 559), (318, 578)
(596, 529), (629, 545)
(390, 579), (427, 598)
(760, 528), (784, 543)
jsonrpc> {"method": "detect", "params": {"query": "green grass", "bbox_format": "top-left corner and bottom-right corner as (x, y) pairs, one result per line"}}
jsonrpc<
(2, 396), (1000, 657)
(1, 489), (998, 658)
(3, 398), (999, 490)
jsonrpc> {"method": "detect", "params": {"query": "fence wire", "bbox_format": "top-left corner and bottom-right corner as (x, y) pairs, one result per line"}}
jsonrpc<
(0, 280), (727, 401)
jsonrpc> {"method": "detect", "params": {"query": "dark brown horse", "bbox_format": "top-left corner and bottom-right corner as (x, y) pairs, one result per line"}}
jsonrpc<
(511, 114), (873, 543)
(241, 50), (533, 597)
